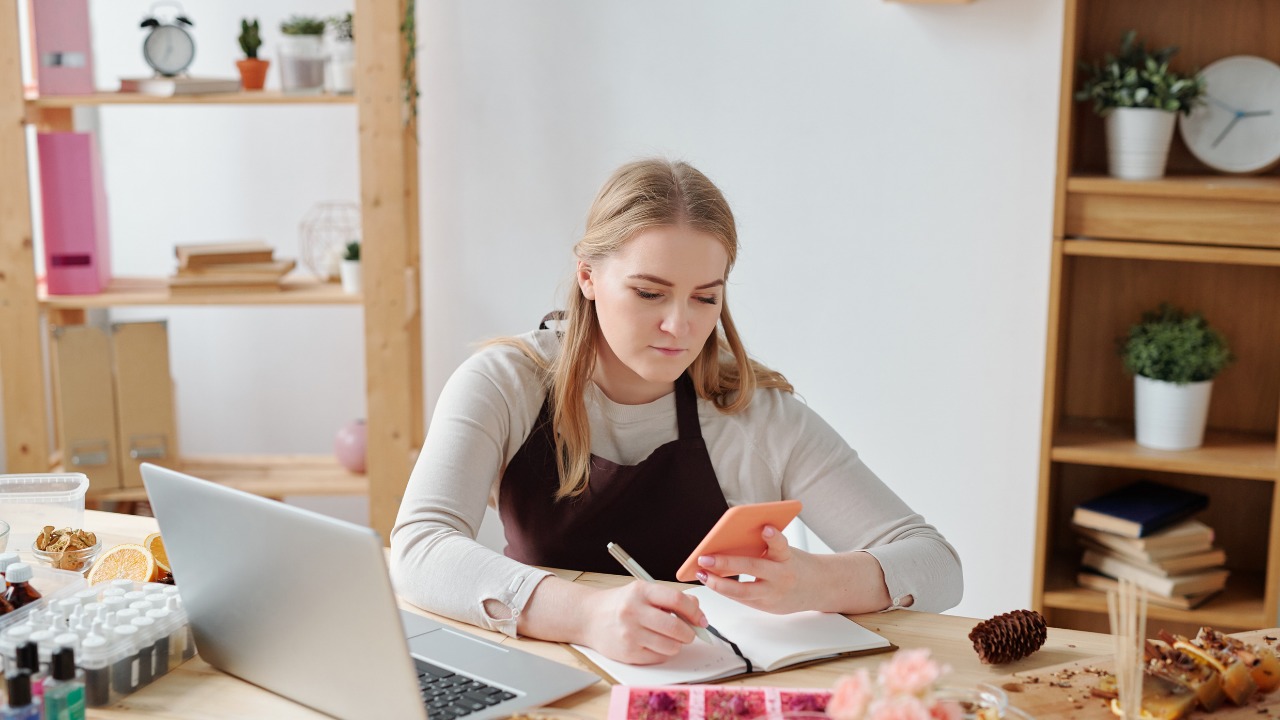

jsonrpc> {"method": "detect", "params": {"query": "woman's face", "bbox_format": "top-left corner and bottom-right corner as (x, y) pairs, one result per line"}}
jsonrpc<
(578, 224), (729, 404)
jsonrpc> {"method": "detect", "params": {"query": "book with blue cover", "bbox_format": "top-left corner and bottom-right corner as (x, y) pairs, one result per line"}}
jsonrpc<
(1072, 480), (1209, 538)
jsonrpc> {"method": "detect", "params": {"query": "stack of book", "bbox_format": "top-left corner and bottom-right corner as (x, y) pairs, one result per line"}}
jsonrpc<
(169, 241), (294, 294)
(1072, 480), (1227, 609)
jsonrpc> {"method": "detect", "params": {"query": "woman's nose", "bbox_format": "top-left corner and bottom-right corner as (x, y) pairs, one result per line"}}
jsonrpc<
(660, 304), (689, 336)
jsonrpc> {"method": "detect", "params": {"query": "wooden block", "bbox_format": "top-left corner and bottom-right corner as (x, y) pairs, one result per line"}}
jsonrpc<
(991, 628), (1280, 720)
(111, 320), (180, 487)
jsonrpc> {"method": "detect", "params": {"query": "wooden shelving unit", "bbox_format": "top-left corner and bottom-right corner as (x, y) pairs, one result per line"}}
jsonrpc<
(1034, 0), (1280, 636)
(25, 90), (356, 107)
(0, 0), (423, 540)
(38, 276), (361, 308)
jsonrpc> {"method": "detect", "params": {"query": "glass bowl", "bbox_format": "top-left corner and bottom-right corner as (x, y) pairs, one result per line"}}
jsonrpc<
(0, 518), (9, 552)
(935, 684), (1009, 720)
(31, 538), (101, 573)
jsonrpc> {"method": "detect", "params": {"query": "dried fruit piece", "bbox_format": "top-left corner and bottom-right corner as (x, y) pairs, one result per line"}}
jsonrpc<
(1171, 631), (1258, 706)
(1191, 627), (1280, 694)
(1144, 638), (1225, 711)
(143, 532), (170, 574)
(1103, 675), (1197, 720)
(86, 543), (156, 585)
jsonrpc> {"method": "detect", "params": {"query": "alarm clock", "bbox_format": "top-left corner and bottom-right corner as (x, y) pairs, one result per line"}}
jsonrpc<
(140, 1), (195, 77)
(1179, 55), (1280, 174)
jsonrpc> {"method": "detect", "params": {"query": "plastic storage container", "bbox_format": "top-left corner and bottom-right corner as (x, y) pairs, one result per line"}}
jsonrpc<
(0, 473), (90, 551)
(0, 564), (88, 630)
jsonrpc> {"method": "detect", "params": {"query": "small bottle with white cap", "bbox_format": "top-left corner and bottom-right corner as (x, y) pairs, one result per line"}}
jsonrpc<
(129, 616), (158, 686)
(108, 624), (140, 696)
(4, 564), (41, 610)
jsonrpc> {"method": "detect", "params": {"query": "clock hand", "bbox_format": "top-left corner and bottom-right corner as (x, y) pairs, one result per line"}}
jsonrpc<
(1211, 113), (1243, 149)
(1206, 94), (1240, 114)
(1240, 110), (1273, 118)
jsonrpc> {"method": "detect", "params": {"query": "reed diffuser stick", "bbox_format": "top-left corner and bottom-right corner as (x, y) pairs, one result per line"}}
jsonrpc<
(1107, 578), (1148, 719)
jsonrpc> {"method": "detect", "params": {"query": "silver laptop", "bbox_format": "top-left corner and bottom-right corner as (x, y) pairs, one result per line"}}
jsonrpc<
(141, 463), (599, 720)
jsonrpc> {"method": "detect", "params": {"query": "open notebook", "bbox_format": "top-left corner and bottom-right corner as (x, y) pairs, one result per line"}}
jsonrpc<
(573, 586), (894, 686)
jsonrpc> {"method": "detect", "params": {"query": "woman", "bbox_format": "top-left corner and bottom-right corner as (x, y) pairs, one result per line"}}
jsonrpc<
(391, 158), (962, 665)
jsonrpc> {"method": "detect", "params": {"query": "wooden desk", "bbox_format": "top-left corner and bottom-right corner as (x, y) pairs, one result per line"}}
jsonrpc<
(68, 510), (1115, 718)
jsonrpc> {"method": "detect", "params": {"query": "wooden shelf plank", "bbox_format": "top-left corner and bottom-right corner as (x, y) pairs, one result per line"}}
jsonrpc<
(1063, 239), (1280, 267)
(39, 276), (361, 308)
(1067, 174), (1280, 203)
(25, 90), (355, 108)
(1043, 573), (1269, 631)
(1064, 175), (1280, 248)
(1051, 418), (1278, 481)
(86, 454), (367, 501)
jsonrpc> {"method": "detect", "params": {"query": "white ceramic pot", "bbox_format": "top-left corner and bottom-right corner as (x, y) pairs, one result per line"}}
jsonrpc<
(279, 35), (325, 93)
(340, 259), (361, 294)
(327, 39), (355, 94)
(1106, 108), (1178, 180)
(1134, 375), (1213, 450)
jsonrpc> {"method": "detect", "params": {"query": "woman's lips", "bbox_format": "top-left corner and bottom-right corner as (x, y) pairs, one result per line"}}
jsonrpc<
(651, 346), (685, 357)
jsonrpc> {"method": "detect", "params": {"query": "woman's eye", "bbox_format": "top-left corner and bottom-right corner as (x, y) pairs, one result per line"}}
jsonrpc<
(635, 289), (661, 300)
(695, 295), (719, 306)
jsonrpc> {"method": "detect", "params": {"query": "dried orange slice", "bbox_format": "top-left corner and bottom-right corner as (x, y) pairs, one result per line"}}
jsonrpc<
(86, 543), (156, 585)
(143, 532), (170, 574)
(1174, 641), (1227, 674)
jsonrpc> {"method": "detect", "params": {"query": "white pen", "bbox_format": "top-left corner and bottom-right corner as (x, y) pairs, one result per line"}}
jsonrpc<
(606, 541), (718, 646)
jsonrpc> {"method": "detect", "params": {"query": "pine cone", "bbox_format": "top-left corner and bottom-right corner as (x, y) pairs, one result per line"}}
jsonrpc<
(969, 609), (1047, 664)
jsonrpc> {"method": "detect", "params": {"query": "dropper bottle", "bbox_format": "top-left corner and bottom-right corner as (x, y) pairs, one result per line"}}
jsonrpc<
(3, 566), (39, 610)
(0, 670), (40, 720)
(41, 647), (85, 720)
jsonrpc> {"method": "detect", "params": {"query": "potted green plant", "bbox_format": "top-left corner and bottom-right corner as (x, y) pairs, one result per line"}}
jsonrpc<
(279, 15), (327, 93)
(1121, 304), (1231, 450)
(340, 240), (361, 294)
(327, 12), (355, 94)
(1076, 30), (1205, 180)
(235, 18), (268, 91)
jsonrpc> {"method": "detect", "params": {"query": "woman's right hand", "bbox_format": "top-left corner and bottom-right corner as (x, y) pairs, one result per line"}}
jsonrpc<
(581, 581), (707, 665)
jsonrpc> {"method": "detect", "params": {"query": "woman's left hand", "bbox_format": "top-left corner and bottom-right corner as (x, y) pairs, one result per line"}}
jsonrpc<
(694, 525), (818, 614)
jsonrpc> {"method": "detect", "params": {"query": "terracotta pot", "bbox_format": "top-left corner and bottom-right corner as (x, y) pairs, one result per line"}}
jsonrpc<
(236, 58), (270, 91)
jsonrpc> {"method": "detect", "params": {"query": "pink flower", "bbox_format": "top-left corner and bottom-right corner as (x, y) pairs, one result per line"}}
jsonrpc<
(928, 700), (962, 720)
(828, 669), (874, 720)
(877, 649), (949, 698)
(868, 696), (933, 720)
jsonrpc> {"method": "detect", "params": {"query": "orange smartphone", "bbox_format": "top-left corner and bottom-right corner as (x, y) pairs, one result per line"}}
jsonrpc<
(675, 500), (803, 582)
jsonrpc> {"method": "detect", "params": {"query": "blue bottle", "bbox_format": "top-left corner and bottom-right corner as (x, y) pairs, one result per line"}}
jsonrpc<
(1, 669), (41, 720)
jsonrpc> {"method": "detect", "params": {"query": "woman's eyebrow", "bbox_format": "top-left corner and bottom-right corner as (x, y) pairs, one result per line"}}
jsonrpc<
(627, 273), (725, 290)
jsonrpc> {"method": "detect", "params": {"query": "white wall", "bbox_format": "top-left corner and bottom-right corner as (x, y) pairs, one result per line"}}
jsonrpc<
(416, 0), (1063, 620)
(14, 0), (1063, 620)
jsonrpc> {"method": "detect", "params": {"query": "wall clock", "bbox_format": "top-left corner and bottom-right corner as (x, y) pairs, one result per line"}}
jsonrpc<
(1179, 55), (1280, 174)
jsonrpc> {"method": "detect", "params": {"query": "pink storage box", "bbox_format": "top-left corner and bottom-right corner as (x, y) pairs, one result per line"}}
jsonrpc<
(38, 132), (111, 295)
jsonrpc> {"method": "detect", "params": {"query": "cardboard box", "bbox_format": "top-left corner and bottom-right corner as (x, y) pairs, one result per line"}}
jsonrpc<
(49, 325), (122, 490)
(111, 321), (179, 487)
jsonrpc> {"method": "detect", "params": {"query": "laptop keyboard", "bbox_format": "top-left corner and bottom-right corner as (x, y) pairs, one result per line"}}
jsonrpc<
(416, 659), (518, 718)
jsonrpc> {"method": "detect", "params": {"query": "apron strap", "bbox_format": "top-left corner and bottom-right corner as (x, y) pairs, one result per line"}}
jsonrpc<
(539, 311), (566, 331)
(675, 373), (702, 440)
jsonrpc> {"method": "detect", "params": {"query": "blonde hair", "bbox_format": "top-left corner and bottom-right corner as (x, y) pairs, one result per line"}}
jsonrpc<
(497, 158), (792, 499)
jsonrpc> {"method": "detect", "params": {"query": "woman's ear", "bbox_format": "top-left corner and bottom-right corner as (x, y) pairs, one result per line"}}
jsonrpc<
(576, 261), (596, 301)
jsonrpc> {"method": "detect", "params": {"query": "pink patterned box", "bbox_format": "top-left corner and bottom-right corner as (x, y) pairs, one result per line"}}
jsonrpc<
(609, 685), (832, 720)
(38, 132), (111, 295)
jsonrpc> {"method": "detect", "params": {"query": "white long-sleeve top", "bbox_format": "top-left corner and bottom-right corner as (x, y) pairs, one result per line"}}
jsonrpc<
(390, 329), (963, 637)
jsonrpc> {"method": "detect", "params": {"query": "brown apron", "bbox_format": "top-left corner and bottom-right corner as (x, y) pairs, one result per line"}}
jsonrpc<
(499, 341), (730, 581)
